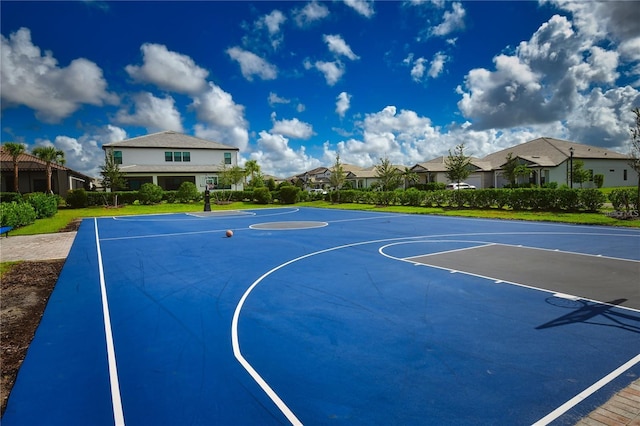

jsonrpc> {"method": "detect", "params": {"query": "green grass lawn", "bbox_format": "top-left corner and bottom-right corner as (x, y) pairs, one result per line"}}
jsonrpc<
(8, 197), (640, 237)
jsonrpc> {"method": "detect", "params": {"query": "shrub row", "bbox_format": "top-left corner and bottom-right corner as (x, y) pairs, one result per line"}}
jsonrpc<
(325, 188), (607, 211)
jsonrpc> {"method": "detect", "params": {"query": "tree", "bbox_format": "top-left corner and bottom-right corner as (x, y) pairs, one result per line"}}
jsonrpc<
(244, 159), (261, 187)
(502, 152), (530, 187)
(403, 167), (419, 189)
(32, 146), (65, 194)
(216, 163), (244, 202)
(375, 157), (402, 191)
(329, 154), (345, 203)
(629, 107), (640, 207)
(100, 149), (127, 192)
(445, 144), (472, 186)
(571, 159), (591, 188)
(3, 142), (25, 193)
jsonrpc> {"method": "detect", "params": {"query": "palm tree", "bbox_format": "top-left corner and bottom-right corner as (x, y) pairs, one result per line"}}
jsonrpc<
(3, 142), (25, 192)
(244, 159), (260, 187)
(32, 146), (65, 194)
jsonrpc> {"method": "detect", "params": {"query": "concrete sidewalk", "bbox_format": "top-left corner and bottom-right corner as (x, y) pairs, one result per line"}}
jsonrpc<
(0, 232), (77, 262)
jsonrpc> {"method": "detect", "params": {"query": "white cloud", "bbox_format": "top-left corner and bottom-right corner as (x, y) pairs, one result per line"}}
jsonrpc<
(115, 92), (183, 133)
(1, 27), (117, 123)
(270, 112), (315, 139)
(125, 43), (209, 95)
(226, 46), (277, 81)
(407, 52), (448, 82)
(430, 2), (465, 37)
(456, 7), (639, 149)
(249, 130), (321, 177)
(268, 92), (290, 106)
(410, 57), (426, 82)
(323, 34), (360, 60)
(344, 0), (375, 18)
(257, 10), (287, 49)
(428, 52), (448, 78)
(310, 60), (345, 85)
(292, 1), (330, 27)
(36, 125), (127, 178)
(191, 82), (249, 150)
(336, 92), (351, 118)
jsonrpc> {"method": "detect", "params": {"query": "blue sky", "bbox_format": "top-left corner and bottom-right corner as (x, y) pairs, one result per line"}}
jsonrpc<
(2, 1), (639, 178)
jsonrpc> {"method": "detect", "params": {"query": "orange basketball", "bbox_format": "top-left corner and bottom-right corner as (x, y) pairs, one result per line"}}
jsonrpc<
(226, 230), (233, 238)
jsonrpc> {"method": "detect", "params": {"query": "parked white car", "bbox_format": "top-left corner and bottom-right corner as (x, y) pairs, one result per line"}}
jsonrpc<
(309, 188), (328, 195)
(446, 182), (476, 190)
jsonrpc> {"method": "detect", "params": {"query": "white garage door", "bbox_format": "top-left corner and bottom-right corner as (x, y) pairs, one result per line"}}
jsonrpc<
(466, 175), (482, 188)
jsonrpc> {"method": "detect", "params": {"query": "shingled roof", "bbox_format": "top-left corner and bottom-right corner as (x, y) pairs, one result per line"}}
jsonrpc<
(102, 130), (238, 150)
(0, 146), (93, 180)
(482, 137), (628, 169)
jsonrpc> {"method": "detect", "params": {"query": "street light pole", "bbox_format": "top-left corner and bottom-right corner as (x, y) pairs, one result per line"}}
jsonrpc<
(569, 146), (574, 189)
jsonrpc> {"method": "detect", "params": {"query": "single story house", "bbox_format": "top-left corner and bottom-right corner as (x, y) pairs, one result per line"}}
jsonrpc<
(0, 146), (93, 195)
(483, 137), (634, 188)
(410, 157), (493, 189)
(102, 131), (242, 191)
(410, 137), (635, 189)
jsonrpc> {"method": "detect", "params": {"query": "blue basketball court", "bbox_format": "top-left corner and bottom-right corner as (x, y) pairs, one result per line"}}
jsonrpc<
(3, 207), (639, 425)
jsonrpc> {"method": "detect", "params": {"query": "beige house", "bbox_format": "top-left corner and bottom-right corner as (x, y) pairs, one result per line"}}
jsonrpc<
(483, 137), (633, 188)
(102, 131), (242, 191)
(410, 157), (493, 189)
(410, 137), (634, 189)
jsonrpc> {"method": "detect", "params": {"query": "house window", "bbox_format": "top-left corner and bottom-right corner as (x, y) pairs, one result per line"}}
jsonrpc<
(174, 152), (182, 162)
(183, 152), (190, 162)
(224, 152), (232, 165)
(113, 151), (122, 165)
(165, 152), (173, 162)
(624, 169), (627, 181)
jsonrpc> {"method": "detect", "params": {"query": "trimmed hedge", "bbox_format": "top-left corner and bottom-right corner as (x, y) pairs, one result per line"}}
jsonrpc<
(279, 186), (300, 204)
(66, 188), (88, 208)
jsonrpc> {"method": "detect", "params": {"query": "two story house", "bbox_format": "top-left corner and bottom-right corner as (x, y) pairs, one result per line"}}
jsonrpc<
(102, 131), (242, 191)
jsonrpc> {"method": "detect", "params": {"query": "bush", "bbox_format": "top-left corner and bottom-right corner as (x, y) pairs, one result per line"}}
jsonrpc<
(253, 187), (272, 204)
(176, 182), (201, 203)
(609, 188), (638, 212)
(398, 187), (424, 206)
(66, 188), (88, 208)
(279, 186), (300, 204)
(0, 192), (23, 203)
(138, 183), (164, 205)
(578, 188), (606, 212)
(0, 201), (37, 227)
(24, 192), (58, 218)
(555, 188), (581, 211)
(593, 174), (604, 188)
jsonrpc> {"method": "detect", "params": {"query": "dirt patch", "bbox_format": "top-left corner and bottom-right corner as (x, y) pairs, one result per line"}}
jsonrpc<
(1, 259), (64, 415)
(58, 218), (82, 233)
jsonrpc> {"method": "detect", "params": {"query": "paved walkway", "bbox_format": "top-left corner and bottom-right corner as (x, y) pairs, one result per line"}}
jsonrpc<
(0, 231), (637, 424)
(0, 231), (77, 262)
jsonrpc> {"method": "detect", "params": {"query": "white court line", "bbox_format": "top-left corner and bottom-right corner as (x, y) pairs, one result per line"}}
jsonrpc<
(403, 242), (496, 260)
(94, 218), (125, 426)
(532, 353), (640, 425)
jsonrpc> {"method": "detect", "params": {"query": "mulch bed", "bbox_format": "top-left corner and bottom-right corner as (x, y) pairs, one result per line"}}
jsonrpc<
(1, 218), (81, 415)
(1, 259), (64, 415)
